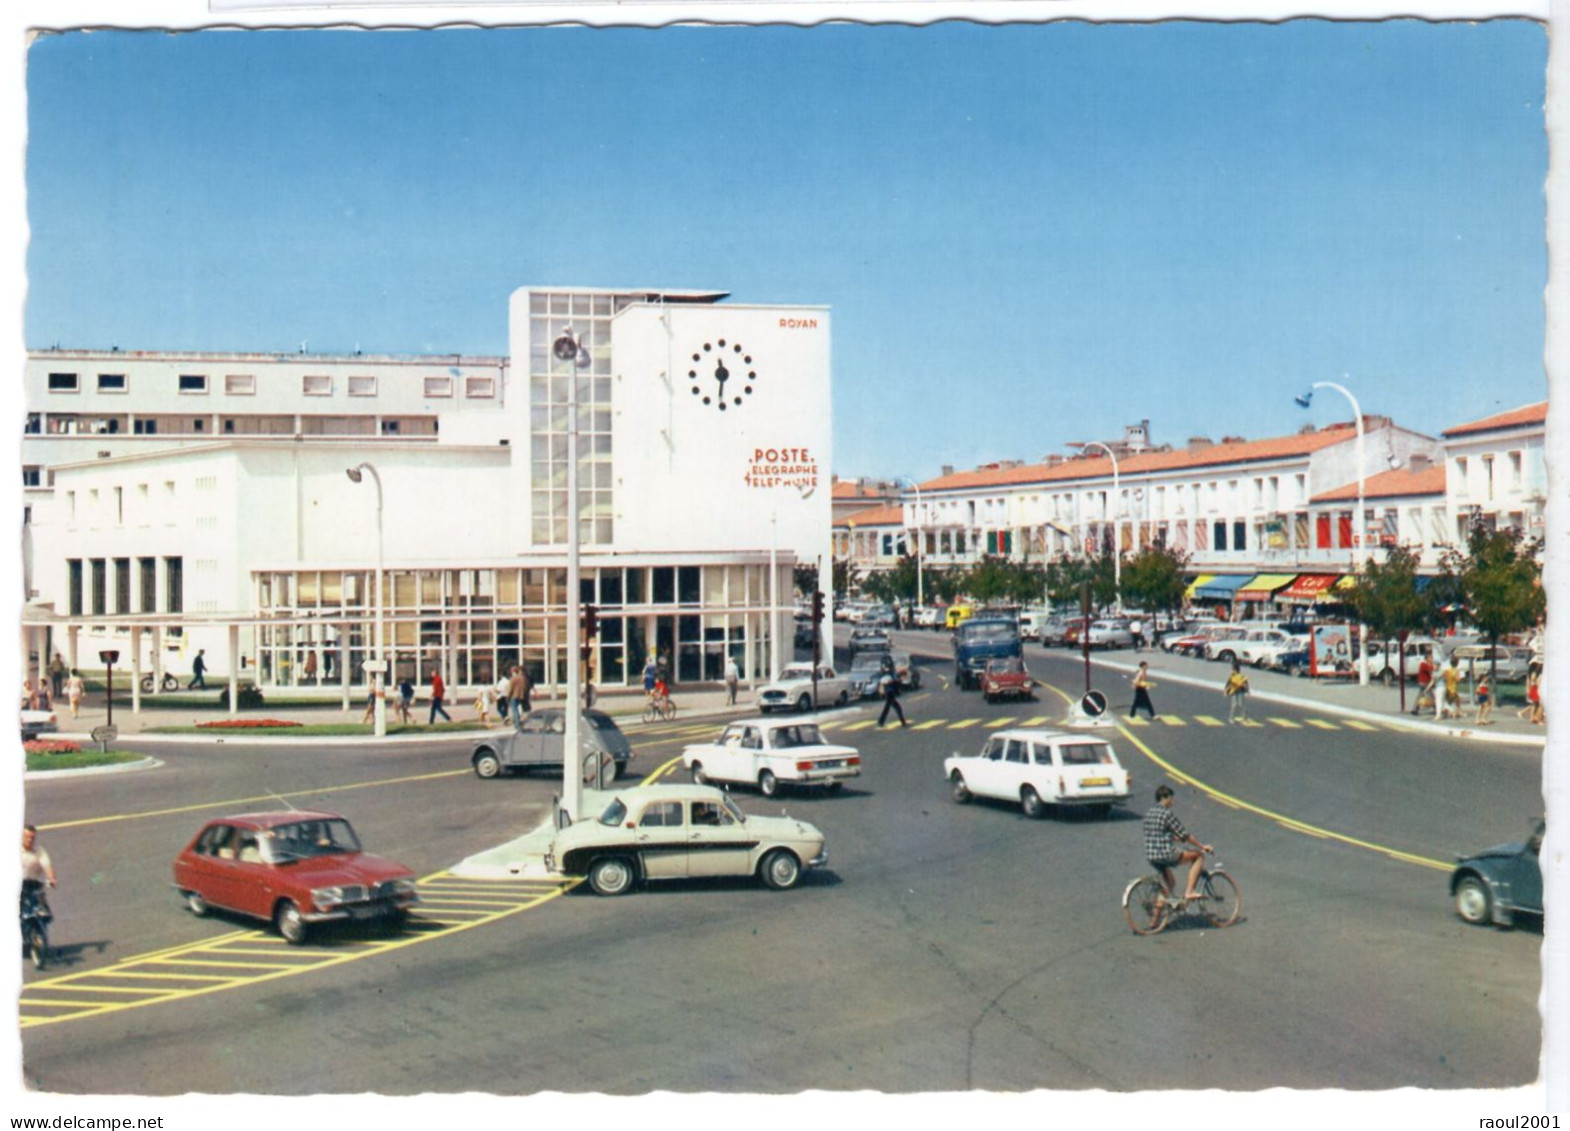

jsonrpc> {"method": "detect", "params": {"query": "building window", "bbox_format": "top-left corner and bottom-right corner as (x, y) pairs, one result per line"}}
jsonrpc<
(1213, 523), (1227, 551)
(114, 558), (131, 614)
(97, 373), (127, 392)
(24, 413), (41, 434)
(22, 466), (41, 488)
(68, 560), (83, 616)
(48, 372), (79, 392)
(465, 376), (495, 398)
(179, 374), (208, 394)
(1232, 521), (1246, 550)
(303, 375), (333, 396)
(381, 420), (400, 435)
(1508, 450), (1524, 489)
(114, 486), (123, 524)
(137, 558), (156, 613)
(424, 377), (454, 398)
(90, 559), (107, 616)
(1453, 456), (1469, 495)
(225, 374), (255, 395)
(134, 419), (158, 435)
(1482, 455), (1495, 501)
(164, 557), (184, 614)
(347, 376), (377, 397)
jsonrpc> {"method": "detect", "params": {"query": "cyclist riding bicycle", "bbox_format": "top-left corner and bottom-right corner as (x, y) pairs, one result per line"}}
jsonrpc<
(1142, 784), (1211, 902)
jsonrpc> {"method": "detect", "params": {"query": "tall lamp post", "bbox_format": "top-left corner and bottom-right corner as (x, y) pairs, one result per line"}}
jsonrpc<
(1068, 441), (1121, 613)
(896, 477), (925, 616)
(1295, 380), (1369, 686)
(346, 463), (386, 737)
(556, 327), (586, 824)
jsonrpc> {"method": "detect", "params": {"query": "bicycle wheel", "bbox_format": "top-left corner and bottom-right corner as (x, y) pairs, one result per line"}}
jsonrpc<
(642, 702), (658, 725)
(661, 700), (677, 721)
(1200, 870), (1241, 928)
(1122, 875), (1170, 935)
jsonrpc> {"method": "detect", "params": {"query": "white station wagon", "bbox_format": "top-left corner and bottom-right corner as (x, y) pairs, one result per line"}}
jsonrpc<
(943, 728), (1132, 819)
(756, 663), (854, 713)
(682, 718), (861, 797)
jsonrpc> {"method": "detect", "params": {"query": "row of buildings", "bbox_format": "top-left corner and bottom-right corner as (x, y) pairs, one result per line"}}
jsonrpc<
(20, 285), (831, 709)
(833, 402), (1548, 613)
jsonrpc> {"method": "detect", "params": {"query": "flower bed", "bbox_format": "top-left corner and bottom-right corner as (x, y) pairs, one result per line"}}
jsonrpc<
(24, 739), (82, 755)
(195, 718), (303, 729)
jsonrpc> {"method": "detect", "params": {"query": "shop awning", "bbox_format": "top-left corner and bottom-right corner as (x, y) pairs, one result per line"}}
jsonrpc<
(1183, 574), (1217, 600)
(1279, 574), (1339, 602)
(1190, 575), (1252, 601)
(1335, 574), (1359, 590)
(1234, 574), (1299, 602)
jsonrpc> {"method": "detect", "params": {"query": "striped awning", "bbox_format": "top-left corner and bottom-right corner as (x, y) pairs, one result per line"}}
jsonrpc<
(1234, 574), (1299, 603)
(1279, 574), (1339, 602)
(1191, 575), (1253, 601)
(1183, 574), (1217, 600)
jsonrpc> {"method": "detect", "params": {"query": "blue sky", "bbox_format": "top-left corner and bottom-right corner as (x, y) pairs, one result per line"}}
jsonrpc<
(24, 19), (1548, 479)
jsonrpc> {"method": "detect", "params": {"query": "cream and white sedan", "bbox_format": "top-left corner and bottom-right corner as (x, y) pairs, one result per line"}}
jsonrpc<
(543, 783), (828, 896)
(682, 718), (861, 797)
(943, 728), (1132, 819)
(756, 663), (853, 713)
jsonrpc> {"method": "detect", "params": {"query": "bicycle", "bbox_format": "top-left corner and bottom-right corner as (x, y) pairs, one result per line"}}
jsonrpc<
(641, 693), (677, 724)
(1122, 851), (1241, 935)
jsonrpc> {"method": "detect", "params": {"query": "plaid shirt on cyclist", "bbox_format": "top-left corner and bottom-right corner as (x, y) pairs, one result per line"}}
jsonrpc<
(1143, 805), (1188, 866)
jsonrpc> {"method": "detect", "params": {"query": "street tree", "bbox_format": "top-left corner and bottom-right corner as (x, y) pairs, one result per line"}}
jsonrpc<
(1120, 544), (1190, 614)
(792, 564), (819, 599)
(832, 558), (861, 602)
(1339, 545), (1444, 709)
(1443, 523), (1546, 682)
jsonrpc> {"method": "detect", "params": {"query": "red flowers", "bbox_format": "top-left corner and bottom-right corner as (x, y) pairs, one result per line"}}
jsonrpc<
(24, 740), (82, 755)
(196, 719), (302, 729)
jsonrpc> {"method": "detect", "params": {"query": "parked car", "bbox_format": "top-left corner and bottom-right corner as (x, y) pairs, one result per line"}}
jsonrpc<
(1061, 616), (1094, 649)
(543, 783), (828, 895)
(21, 706), (58, 742)
(1269, 644), (1311, 676)
(470, 708), (634, 782)
(171, 810), (419, 945)
(1086, 618), (1135, 649)
(1201, 626), (1253, 663)
(1353, 636), (1442, 685)
(1232, 628), (1300, 669)
(1451, 820), (1543, 928)
(848, 626), (892, 660)
(980, 656), (1034, 703)
(682, 718), (861, 796)
(757, 663), (853, 713)
(1450, 644), (1535, 684)
(943, 728), (1132, 819)
(1035, 613), (1075, 647)
(1018, 609), (1054, 642)
(860, 606), (897, 629)
(913, 606), (944, 630)
(944, 604), (975, 630)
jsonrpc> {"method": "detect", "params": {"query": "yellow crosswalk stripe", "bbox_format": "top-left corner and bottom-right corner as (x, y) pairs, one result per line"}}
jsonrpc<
(840, 720), (878, 731)
(947, 719), (983, 729)
(914, 719), (946, 730)
(986, 717), (1016, 728)
(1194, 715), (1225, 726)
(1020, 716), (1052, 726)
(1268, 717), (1302, 728)
(1125, 717), (1150, 726)
(1343, 719), (1379, 731)
(1157, 716), (1186, 726)
(1304, 719), (1339, 730)
(1235, 719), (1266, 727)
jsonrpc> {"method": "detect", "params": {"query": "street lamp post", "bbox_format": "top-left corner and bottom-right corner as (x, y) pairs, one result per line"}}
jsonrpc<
(896, 478), (925, 617)
(556, 327), (586, 823)
(1295, 380), (1369, 686)
(345, 463), (386, 737)
(1069, 441), (1121, 613)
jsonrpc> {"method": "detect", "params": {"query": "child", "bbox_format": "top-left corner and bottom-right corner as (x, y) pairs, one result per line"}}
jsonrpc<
(1474, 675), (1492, 725)
(1223, 662), (1250, 724)
(475, 685), (492, 725)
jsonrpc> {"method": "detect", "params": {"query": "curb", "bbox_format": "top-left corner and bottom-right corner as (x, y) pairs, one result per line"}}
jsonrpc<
(25, 756), (163, 781)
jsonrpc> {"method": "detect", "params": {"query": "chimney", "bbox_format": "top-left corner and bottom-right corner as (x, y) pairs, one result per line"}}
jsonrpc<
(1187, 436), (1213, 452)
(941, 464), (954, 477)
(1219, 435), (1246, 445)
(1408, 452), (1433, 473)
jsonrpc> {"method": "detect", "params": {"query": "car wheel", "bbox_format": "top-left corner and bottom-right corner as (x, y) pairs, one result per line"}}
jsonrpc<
(796, 694), (812, 713)
(588, 856), (636, 897)
(690, 761), (709, 785)
(759, 769), (780, 798)
(759, 848), (802, 891)
(1020, 786), (1046, 820)
(1379, 669), (1396, 687)
(1217, 650), (1235, 664)
(185, 889), (210, 918)
(1455, 875), (1493, 925)
(384, 908), (410, 935)
(950, 773), (972, 804)
(836, 690), (849, 706)
(473, 750), (502, 779)
(275, 900), (308, 946)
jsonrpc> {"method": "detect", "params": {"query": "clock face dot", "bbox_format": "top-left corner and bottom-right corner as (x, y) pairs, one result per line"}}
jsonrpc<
(701, 344), (711, 353)
(717, 339), (726, 348)
(733, 396), (742, 405)
(744, 385), (752, 394)
(744, 355), (752, 364)
(718, 402), (727, 411)
(702, 395), (711, 405)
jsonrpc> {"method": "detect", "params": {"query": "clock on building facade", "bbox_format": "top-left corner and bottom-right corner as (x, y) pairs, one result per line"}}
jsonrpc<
(687, 339), (756, 411)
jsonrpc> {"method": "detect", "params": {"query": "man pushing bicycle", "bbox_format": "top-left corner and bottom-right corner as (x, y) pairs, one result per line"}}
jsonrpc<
(1142, 785), (1211, 902)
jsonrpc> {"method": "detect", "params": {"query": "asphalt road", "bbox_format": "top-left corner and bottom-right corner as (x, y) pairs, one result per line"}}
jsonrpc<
(18, 646), (1543, 1096)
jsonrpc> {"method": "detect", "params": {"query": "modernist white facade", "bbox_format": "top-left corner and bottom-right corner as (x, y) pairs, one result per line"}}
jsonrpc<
(22, 286), (833, 704)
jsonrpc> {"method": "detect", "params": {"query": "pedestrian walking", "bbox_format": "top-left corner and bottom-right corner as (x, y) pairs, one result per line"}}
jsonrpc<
(428, 669), (452, 724)
(1473, 674), (1492, 725)
(47, 653), (66, 700)
(1431, 661), (1449, 720)
(21, 679), (37, 710)
(877, 667), (908, 728)
(1130, 618), (1146, 653)
(360, 684), (380, 725)
(1413, 654), (1436, 715)
(1441, 656), (1462, 720)
(397, 675), (415, 725)
(1521, 664), (1544, 725)
(724, 655), (740, 706)
(1130, 661), (1158, 720)
(474, 685), (492, 725)
(189, 649), (208, 690)
(1223, 661), (1250, 724)
(507, 665), (531, 726)
(494, 672), (511, 727)
(65, 670), (85, 719)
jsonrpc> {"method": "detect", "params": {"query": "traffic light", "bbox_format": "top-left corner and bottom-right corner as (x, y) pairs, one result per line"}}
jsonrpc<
(811, 590), (824, 622)
(582, 603), (600, 640)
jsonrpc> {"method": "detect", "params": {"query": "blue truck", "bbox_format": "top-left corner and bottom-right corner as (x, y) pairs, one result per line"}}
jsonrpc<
(953, 616), (1023, 691)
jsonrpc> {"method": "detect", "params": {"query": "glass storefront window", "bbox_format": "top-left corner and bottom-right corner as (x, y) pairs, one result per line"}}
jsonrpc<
(600, 569), (623, 607)
(678, 567), (701, 605)
(652, 568), (674, 604)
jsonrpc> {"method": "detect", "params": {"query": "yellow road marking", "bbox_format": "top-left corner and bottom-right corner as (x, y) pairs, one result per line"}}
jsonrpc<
(947, 719), (983, 729)
(1343, 719), (1380, 732)
(1158, 716), (1186, 727)
(986, 718), (1017, 728)
(840, 721), (878, 731)
(1304, 719), (1339, 730)
(1020, 716), (1053, 726)
(20, 872), (579, 1029)
(1267, 717), (1302, 728)
(914, 720), (946, 730)
(38, 769), (472, 833)
(1193, 715), (1225, 727)
(1032, 680), (1450, 873)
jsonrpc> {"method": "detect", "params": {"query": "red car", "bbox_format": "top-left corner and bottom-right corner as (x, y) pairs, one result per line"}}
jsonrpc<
(172, 811), (419, 945)
(981, 656), (1034, 703)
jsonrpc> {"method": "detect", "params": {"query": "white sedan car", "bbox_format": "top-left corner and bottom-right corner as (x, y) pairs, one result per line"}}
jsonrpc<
(943, 728), (1132, 819)
(683, 718), (861, 797)
(756, 663), (853, 713)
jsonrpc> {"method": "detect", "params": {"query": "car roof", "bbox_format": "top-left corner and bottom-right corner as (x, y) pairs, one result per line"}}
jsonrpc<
(987, 728), (1106, 744)
(608, 783), (729, 804)
(204, 810), (344, 829)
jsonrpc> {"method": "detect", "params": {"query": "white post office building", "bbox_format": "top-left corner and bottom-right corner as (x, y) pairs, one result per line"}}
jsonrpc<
(21, 286), (832, 709)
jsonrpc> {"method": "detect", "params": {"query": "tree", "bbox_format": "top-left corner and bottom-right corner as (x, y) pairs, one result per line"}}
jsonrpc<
(1339, 545), (1445, 709)
(832, 557), (861, 600)
(962, 557), (1046, 606)
(792, 564), (819, 599)
(1444, 523), (1546, 682)
(1120, 545), (1190, 614)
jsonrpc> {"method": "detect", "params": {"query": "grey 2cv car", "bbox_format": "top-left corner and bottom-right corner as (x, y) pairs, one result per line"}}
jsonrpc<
(470, 708), (634, 782)
(1451, 819), (1544, 928)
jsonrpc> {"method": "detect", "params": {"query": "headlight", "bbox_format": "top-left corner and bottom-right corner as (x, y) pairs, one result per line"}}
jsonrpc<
(311, 886), (345, 909)
(390, 879), (418, 897)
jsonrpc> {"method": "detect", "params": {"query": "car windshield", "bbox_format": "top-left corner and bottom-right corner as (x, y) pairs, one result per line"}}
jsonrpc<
(988, 657), (1025, 674)
(1060, 742), (1114, 766)
(598, 798), (628, 827)
(961, 623), (1015, 641)
(261, 818), (361, 863)
(722, 795), (747, 823)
